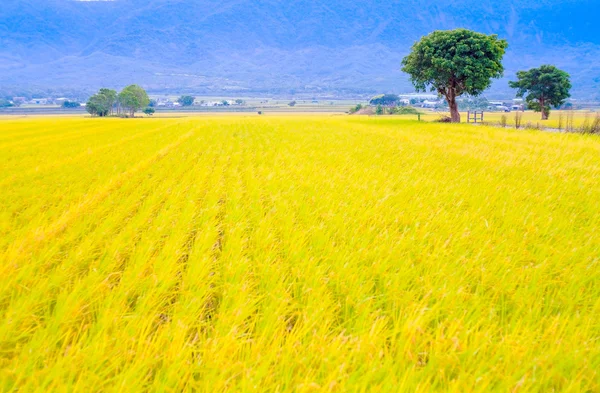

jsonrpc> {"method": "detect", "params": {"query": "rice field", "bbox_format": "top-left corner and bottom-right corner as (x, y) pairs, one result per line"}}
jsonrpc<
(1, 115), (599, 392)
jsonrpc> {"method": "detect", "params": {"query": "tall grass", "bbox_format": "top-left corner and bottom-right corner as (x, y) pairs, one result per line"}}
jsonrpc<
(1, 115), (599, 392)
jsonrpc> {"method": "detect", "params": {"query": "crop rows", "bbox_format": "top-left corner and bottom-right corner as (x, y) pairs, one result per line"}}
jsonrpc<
(1, 116), (599, 392)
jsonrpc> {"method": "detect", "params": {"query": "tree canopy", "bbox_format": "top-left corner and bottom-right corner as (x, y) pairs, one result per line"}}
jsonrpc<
(62, 101), (81, 108)
(118, 85), (150, 117)
(178, 95), (195, 106)
(86, 88), (117, 117)
(369, 94), (400, 106)
(509, 65), (571, 120)
(401, 29), (508, 122)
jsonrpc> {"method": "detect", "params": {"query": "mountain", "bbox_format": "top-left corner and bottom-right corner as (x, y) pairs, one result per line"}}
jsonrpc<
(1, 0), (599, 98)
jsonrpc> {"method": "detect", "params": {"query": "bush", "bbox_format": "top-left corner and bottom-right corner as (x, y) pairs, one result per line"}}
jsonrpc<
(514, 112), (523, 129)
(580, 114), (600, 134)
(435, 115), (452, 123)
(499, 115), (507, 128)
(388, 106), (420, 115)
(349, 104), (363, 114)
(143, 107), (156, 116)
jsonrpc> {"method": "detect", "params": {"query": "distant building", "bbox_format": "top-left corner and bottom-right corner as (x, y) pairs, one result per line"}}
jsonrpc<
(421, 100), (440, 108)
(29, 98), (48, 105)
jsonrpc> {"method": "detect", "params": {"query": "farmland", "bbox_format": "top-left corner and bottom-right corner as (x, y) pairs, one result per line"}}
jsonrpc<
(1, 115), (599, 391)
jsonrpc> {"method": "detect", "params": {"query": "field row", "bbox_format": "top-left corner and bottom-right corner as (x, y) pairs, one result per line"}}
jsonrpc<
(1, 116), (599, 391)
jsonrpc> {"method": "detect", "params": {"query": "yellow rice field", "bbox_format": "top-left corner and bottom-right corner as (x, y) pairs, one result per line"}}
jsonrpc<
(1, 115), (599, 392)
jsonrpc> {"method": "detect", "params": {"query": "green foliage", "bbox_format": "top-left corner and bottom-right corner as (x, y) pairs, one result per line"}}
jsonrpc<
(86, 95), (109, 117)
(388, 106), (420, 115)
(401, 29), (508, 122)
(178, 95), (195, 106)
(62, 101), (81, 108)
(461, 96), (490, 110)
(369, 94), (399, 106)
(235, 99), (244, 105)
(118, 85), (150, 117)
(143, 107), (156, 116)
(288, 101), (297, 107)
(375, 105), (384, 115)
(222, 100), (230, 106)
(509, 65), (571, 120)
(86, 88), (117, 117)
(349, 104), (363, 114)
(0, 99), (14, 108)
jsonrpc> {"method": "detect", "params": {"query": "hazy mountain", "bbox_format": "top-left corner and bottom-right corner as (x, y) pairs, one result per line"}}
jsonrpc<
(1, 0), (599, 98)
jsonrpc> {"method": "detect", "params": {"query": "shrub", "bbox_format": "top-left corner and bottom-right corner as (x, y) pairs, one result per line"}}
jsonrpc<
(499, 115), (507, 128)
(514, 112), (523, 129)
(435, 116), (452, 123)
(349, 104), (363, 114)
(557, 113), (564, 131)
(580, 114), (600, 134)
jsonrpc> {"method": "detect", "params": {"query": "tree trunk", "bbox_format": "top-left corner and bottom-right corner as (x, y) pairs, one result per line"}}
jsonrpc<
(448, 96), (461, 123)
(540, 98), (549, 120)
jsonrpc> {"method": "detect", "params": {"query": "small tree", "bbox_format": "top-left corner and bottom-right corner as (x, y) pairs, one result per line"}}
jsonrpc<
(143, 107), (156, 116)
(99, 88), (117, 115)
(375, 105), (384, 115)
(235, 99), (244, 105)
(288, 100), (297, 107)
(86, 95), (109, 117)
(118, 85), (150, 117)
(509, 65), (571, 120)
(402, 29), (508, 123)
(178, 95), (195, 106)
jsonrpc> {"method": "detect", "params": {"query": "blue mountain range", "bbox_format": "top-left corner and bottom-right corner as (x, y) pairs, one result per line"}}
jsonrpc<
(1, 0), (599, 97)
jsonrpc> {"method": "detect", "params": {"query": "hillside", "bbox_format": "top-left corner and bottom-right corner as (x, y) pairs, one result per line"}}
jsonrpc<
(1, 0), (599, 97)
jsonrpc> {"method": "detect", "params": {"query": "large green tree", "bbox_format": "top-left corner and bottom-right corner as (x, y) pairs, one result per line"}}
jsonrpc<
(118, 85), (150, 117)
(509, 65), (571, 120)
(401, 29), (508, 123)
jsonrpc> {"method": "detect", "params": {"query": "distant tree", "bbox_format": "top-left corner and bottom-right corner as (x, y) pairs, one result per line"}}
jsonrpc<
(62, 101), (81, 108)
(509, 65), (571, 120)
(401, 29), (508, 122)
(221, 100), (230, 106)
(98, 88), (117, 115)
(375, 105), (384, 115)
(369, 94), (400, 106)
(143, 107), (156, 116)
(118, 85), (150, 117)
(288, 100), (297, 107)
(0, 99), (14, 108)
(86, 94), (110, 117)
(177, 95), (195, 106)
(348, 104), (363, 114)
(148, 99), (157, 107)
(235, 99), (244, 105)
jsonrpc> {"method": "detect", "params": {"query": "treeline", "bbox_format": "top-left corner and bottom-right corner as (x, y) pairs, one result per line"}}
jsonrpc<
(87, 85), (152, 117)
